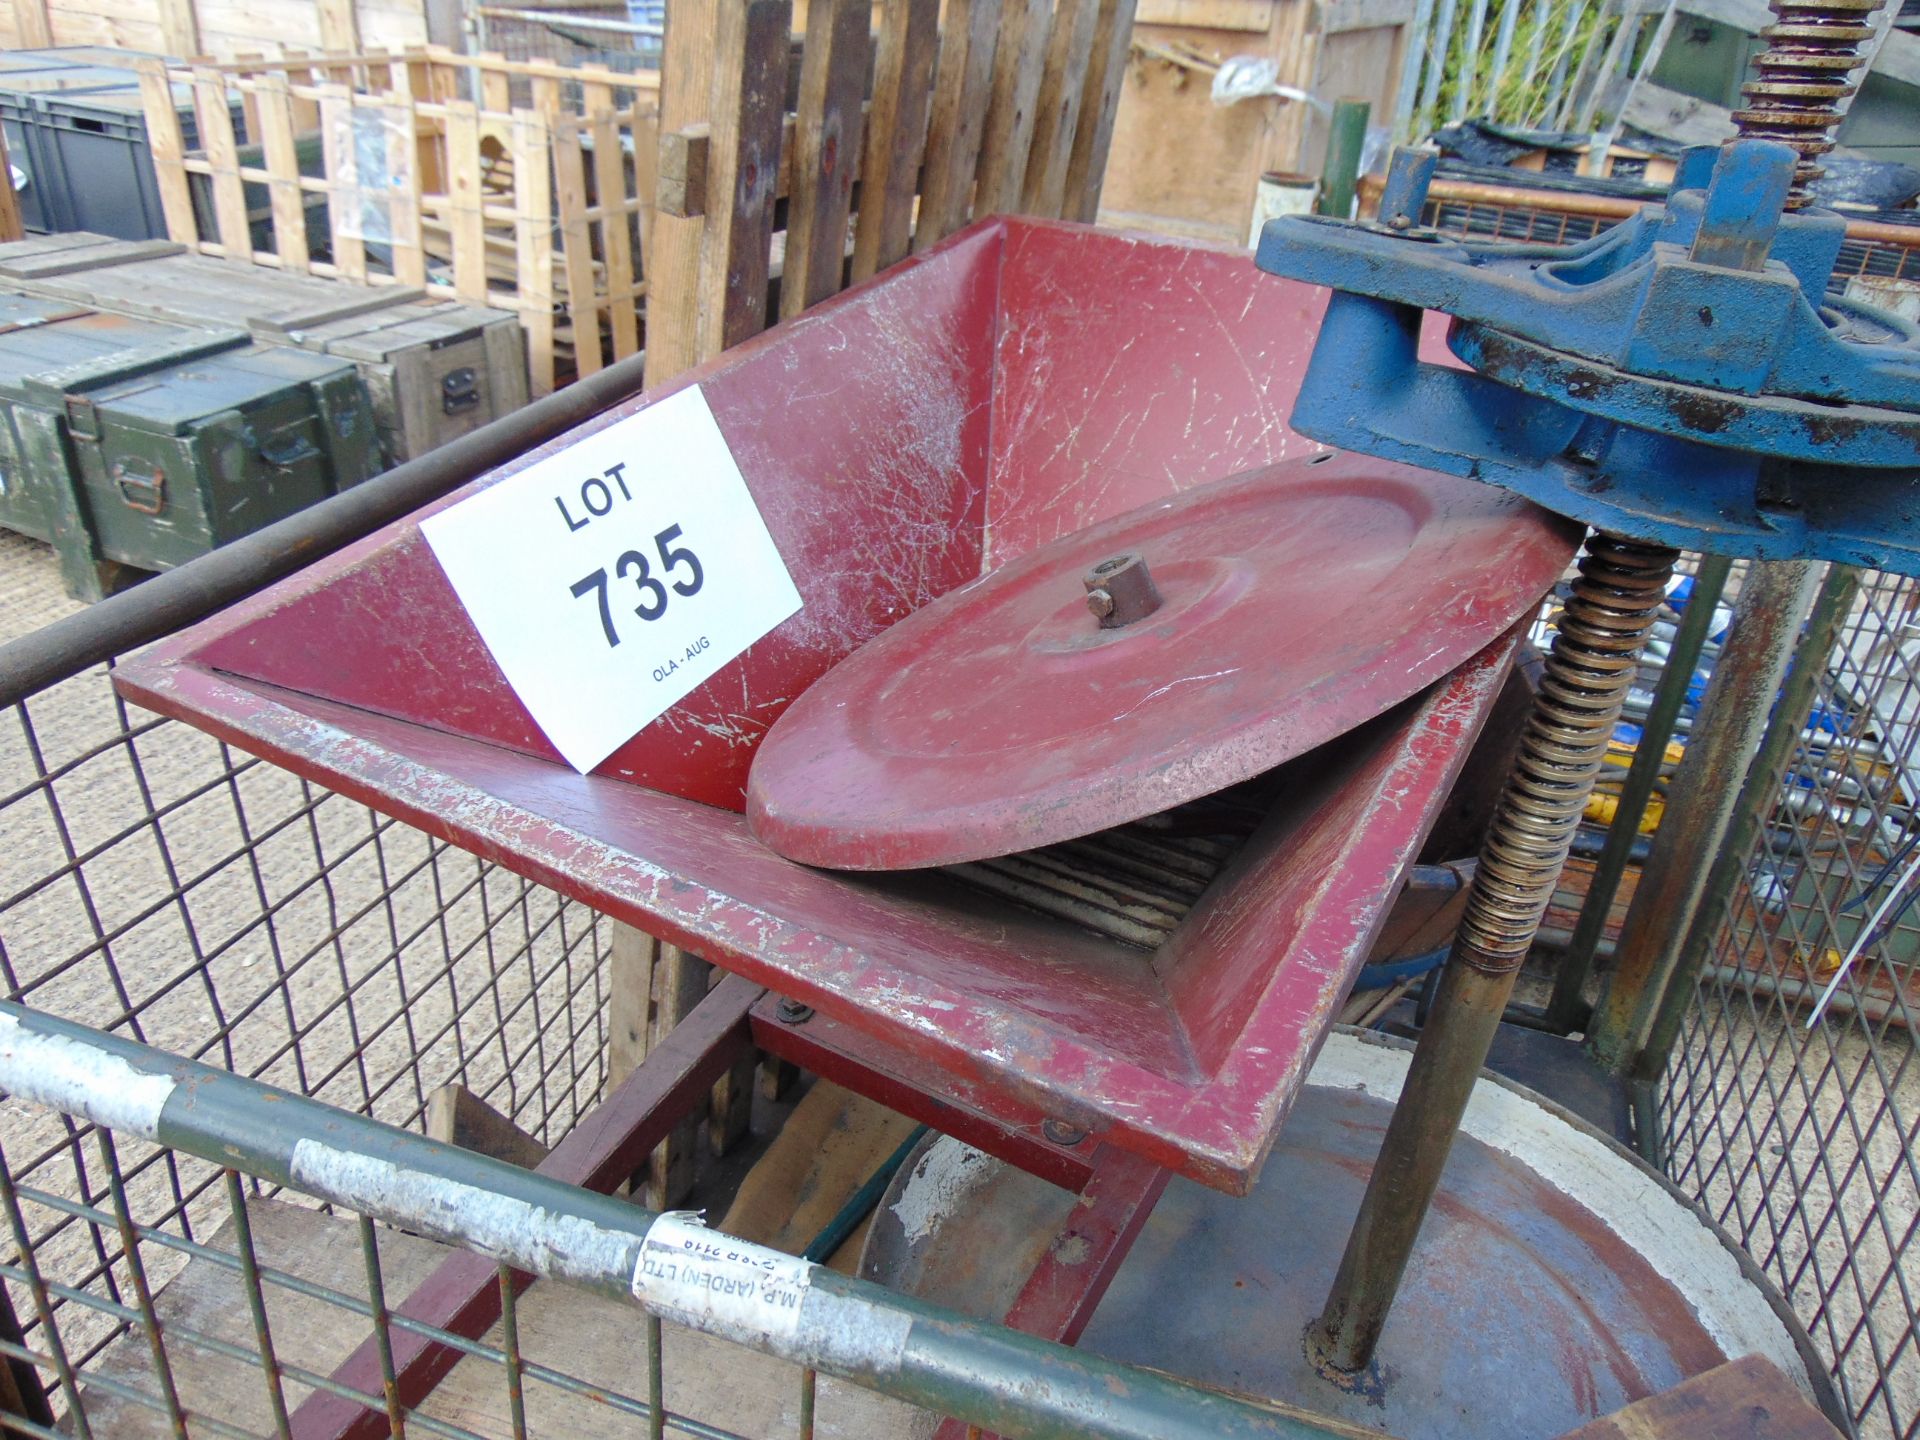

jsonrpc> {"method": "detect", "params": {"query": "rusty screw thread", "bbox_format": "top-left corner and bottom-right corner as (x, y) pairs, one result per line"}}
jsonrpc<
(1732, 0), (1886, 208)
(1455, 534), (1679, 969)
(1307, 531), (1675, 1377)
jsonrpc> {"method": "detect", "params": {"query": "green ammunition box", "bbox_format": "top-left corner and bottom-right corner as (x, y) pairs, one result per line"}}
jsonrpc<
(0, 233), (529, 465)
(0, 290), (378, 599)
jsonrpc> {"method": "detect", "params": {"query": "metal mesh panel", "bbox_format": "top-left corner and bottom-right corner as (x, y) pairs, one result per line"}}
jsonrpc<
(1657, 568), (1920, 1440)
(0, 532), (615, 1397)
(1420, 194), (1920, 295)
(0, 1148), (774, 1440)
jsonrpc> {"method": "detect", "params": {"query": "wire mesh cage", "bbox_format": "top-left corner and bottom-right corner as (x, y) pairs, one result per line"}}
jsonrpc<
(1407, 181), (1920, 296)
(0, 531), (619, 1423)
(0, 507), (1308, 1440)
(1657, 566), (1920, 1440)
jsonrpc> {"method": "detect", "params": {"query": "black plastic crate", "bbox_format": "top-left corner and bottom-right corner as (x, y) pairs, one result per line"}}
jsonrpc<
(0, 65), (150, 234)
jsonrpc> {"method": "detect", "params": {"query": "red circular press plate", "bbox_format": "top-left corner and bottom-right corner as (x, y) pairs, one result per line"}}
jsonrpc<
(747, 452), (1578, 870)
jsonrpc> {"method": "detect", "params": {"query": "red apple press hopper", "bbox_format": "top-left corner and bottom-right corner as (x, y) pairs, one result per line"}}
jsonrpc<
(115, 217), (1578, 1194)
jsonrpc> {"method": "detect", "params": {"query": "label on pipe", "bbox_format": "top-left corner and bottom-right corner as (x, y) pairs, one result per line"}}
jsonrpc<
(421, 386), (802, 773)
(632, 1211), (813, 1343)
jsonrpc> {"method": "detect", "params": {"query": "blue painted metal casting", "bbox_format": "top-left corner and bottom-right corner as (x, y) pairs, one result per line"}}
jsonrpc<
(1255, 140), (1920, 573)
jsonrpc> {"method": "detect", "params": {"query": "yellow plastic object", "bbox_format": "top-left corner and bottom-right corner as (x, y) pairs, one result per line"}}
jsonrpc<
(1583, 735), (1685, 833)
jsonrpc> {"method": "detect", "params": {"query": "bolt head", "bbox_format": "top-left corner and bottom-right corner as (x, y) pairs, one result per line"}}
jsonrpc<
(1086, 588), (1115, 619)
(775, 998), (814, 1024)
(1042, 1117), (1088, 1147)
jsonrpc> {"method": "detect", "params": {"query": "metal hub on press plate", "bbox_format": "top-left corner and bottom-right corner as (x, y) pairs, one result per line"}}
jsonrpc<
(745, 450), (1576, 871)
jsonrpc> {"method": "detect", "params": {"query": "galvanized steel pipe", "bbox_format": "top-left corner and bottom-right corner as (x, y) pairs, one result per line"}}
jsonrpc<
(0, 349), (654, 708)
(0, 1002), (1349, 1440)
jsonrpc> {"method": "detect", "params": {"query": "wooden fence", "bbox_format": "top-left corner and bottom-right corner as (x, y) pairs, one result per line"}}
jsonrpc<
(641, 0), (1139, 383)
(138, 47), (659, 396)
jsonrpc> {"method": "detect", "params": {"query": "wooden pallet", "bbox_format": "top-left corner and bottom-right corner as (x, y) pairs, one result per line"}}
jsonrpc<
(138, 46), (657, 397)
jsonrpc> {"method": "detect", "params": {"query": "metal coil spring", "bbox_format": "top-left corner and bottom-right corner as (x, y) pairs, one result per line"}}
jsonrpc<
(1456, 533), (1679, 970)
(1733, 0), (1885, 207)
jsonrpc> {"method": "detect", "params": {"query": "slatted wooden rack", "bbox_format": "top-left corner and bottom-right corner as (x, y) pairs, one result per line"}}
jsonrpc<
(642, 0), (1137, 383)
(138, 47), (658, 396)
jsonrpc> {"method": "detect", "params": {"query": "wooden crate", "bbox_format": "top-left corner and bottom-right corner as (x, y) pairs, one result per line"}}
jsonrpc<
(136, 46), (659, 397)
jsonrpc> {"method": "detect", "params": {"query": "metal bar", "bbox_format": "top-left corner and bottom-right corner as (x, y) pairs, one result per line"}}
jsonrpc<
(1587, 560), (1823, 1071)
(1629, 565), (1864, 1093)
(645, 1314), (664, 1440)
(0, 1265), (52, 1434)
(472, 6), (663, 34)
(1486, 0), (1519, 118)
(97, 1132), (188, 1440)
(0, 1002), (1351, 1440)
(225, 1170), (294, 1440)
(289, 974), (763, 1440)
(1307, 532), (1677, 1374)
(1454, 0), (1491, 121)
(1416, 0), (1460, 137)
(0, 346), (652, 709)
(1545, 553), (1731, 1032)
(0, 1151), (76, 1439)
(1317, 99), (1373, 220)
(1539, 0), (1588, 129)
(356, 1218), (409, 1439)
(496, 1266), (528, 1440)
(1390, 0), (1438, 140)
(750, 998), (1097, 1191)
(1002, 1147), (1169, 1345)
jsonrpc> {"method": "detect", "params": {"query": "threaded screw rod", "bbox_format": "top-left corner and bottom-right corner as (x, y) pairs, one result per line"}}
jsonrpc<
(1733, 0), (1888, 208)
(1307, 533), (1677, 1376)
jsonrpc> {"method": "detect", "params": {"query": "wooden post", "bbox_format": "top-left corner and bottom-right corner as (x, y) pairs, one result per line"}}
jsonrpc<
(1020, 0), (1101, 216)
(850, 0), (939, 282)
(779, 0), (869, 319)
(1062, 0), (1139, 223)
(12, 0), (54, 49)
(912, 0), (1001, 250)
(583, 81), (640, 360)
(646, 945), (710, 1207)
(693, 0), (792, 359)
(318, 84), (369, 282)
(138, 61), (200, 245)
(255, 75), (312, 272)
(511, 106), (556, 394)
(553, 116), (601, 376)
(194, 67), (253, 260)
(442, 98), (489, 303)
(607, 925), (657, 1090)
(973, 0), (1054, 215)
(319, 0), (362, 54)
(0, 129), (23, 246)
(645, 0), (721, 385)
(157, 0), (201, 61)
(1258, 0), (1321, 181)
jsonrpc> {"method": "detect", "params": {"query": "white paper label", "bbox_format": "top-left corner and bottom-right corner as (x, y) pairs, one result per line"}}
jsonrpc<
(631, 1213), (812, 1341)
(421, 386), (802, 772)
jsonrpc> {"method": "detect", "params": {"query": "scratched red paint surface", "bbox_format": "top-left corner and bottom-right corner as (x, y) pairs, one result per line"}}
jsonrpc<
(747, 452), (1573, 869)
(115, 217), (1574, 1191)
